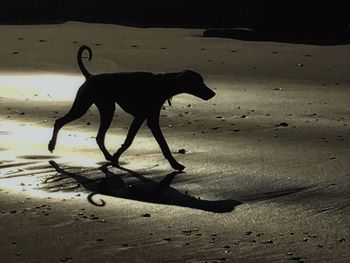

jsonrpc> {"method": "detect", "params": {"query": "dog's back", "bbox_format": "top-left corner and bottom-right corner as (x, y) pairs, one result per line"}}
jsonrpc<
(87, 72), (172, 116)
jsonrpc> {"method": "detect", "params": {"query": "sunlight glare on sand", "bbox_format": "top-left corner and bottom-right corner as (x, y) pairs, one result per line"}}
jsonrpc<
(0, 120), (101, 164)
(0, 73), (84, 101)
(0, 121), (100, 198)
(0, 174), (88, 199)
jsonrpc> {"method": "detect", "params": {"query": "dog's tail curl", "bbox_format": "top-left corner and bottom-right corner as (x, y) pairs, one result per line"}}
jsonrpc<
(77, 45), (93, 79)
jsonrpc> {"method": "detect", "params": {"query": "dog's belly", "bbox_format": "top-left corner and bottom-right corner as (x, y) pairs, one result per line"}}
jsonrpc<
(116, 97), (164, 117)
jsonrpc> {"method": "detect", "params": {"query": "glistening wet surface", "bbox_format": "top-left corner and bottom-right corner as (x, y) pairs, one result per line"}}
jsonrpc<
(0, 73), (84, 101)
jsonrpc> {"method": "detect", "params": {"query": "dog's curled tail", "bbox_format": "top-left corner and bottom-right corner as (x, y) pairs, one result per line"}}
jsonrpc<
(77, 45), (93, 79)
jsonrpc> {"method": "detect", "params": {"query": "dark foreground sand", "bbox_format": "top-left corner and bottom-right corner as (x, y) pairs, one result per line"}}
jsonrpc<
(0, 22), (349, 262)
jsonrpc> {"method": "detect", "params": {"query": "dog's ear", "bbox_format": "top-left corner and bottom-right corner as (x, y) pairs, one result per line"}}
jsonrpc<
(176, 70), (192, 81)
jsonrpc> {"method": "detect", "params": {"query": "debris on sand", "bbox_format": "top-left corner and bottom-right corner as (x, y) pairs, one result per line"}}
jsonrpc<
(178, 149), (186, 154)
(278, 122), (289, 127)
(60, 256), (73, 262)
(245, 231), (253, 236)
(261, 239), (273, 244)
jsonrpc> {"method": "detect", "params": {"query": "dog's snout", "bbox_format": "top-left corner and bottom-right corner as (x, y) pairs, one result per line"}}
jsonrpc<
(207, 89), (216, 100)
(202, 86), (216, 100)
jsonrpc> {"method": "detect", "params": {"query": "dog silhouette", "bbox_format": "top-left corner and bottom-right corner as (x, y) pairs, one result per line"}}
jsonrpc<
(49, 45), (215, 170)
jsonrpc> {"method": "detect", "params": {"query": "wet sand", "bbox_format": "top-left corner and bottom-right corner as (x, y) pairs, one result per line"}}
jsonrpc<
(0, 22), (349, 262)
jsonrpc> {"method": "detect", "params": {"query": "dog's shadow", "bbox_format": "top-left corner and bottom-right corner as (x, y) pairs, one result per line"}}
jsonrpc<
(48, 161), (242, 213)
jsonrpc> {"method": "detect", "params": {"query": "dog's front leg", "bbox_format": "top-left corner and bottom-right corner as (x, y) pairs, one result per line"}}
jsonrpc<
(96, 103), (116, 161)
(147, 117), (185, 171)
(111, 117), (145, 165)
(49, 94), (93, 153)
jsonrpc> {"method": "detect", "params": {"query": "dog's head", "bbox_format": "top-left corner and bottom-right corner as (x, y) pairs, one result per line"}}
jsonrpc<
(176, 70), (216, 100)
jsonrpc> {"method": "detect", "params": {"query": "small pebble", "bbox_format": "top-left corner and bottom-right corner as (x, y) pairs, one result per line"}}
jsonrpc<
(279, 122), (288, 127)
(178, 149), (186, 154)
(263, 239), (273, 244)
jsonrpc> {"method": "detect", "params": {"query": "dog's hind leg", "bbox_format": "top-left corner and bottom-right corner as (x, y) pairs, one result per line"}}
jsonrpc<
(111, 116), (145, 165)
(95, 102), (116, 161)
(48, 88), (92, 152)
(146, 116), (185, 171)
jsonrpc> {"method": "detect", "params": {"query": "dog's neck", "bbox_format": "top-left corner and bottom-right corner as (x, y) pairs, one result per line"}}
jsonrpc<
(158, 73), (184, 98)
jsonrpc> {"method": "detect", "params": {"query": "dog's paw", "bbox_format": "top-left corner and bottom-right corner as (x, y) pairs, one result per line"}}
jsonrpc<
(111, 152), (121, 163)
(170, 161), (185, 171)
(48, 141), (55, 153)
(104, 154), (113, 162)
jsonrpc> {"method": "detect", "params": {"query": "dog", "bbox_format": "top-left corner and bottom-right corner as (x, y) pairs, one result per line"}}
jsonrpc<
(48, 45), (215, 171)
